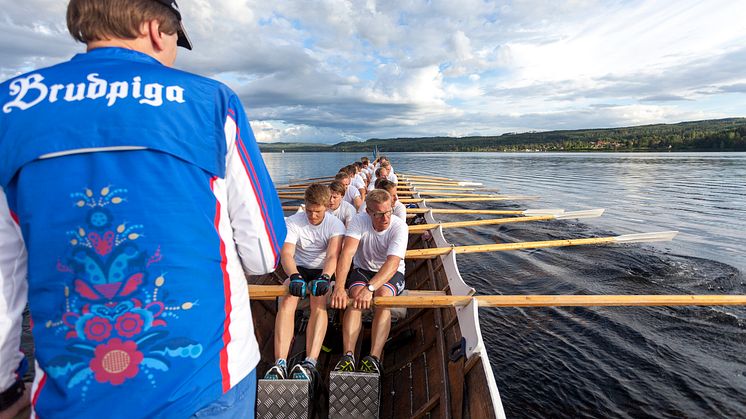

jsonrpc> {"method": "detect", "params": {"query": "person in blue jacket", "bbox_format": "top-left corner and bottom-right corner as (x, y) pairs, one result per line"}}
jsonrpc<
(0, 1), (286, 418)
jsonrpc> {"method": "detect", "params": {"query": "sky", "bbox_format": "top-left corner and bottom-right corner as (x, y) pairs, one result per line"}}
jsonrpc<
(1, 1), (745, 143)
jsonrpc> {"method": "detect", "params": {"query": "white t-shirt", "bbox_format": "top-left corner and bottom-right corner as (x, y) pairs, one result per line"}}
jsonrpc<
(346, 213), (408, 274)
(352, 173), (366, 191)
(284, 212), (345, 269)
(330, 200), (356, 226)
(359, 200), (407, 221)
(344, 184), (361, 207)
(387, 172), (398, 184)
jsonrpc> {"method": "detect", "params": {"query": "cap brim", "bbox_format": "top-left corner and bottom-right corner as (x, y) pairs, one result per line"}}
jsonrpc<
(176, 21), (192, 50)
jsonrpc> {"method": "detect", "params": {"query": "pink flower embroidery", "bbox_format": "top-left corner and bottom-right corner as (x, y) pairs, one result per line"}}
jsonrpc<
(83, 316), (112, 342)
(89, 339), (143, 385)
(115, 312), (144, 338)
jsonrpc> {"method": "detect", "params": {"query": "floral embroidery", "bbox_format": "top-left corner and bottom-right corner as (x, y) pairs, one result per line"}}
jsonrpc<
(90, 339), (144, 385)
(44, 186), (203, 395)
(82, 316), (112, 342)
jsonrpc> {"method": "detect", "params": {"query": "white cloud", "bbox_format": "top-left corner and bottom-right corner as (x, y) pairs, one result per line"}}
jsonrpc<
(1, 0), (744, 143)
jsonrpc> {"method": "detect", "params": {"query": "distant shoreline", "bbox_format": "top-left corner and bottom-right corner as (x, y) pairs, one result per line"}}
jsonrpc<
(258, 117), (746, 153)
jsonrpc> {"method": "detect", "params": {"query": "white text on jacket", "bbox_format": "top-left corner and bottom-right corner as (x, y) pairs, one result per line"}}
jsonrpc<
(3, 73), (186, 113)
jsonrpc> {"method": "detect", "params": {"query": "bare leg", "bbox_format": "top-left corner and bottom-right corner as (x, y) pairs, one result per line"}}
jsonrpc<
(342, 287), (363, 354)
(306, 294), (328, 360)
(370, 287), (394, 358)
(274, 294), (300, 361)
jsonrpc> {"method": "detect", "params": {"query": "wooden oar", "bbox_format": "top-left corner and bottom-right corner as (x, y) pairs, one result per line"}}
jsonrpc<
(399, 196), (539, 204)
(400, 192), (505, 198)
(404, 231), (678, 259)
(247, 285), (746, 307)
(288, 175), (336, 183)
(399, 174), (456, 181)
(406, 208), (565, 216)
(408, 209), (604, 234)
(398, 186), (491, 192)
(400, 181), (484, 187)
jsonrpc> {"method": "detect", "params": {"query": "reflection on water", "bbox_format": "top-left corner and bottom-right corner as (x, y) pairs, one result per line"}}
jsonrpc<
(265, 151), (746, 418)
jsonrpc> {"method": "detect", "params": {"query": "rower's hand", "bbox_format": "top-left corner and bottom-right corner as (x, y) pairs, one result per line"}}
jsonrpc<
(353, 288), (373, 310)
(331, 286), (348, 309)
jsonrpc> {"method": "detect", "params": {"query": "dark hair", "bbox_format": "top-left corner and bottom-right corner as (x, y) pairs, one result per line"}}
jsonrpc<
(67, 0), (180, 44)
(334, 172), (348, 181)
(329, 181), (346, 195)
(374, 178), (395, 191)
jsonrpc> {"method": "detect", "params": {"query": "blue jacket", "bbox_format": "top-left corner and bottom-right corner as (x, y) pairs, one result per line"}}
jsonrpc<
(0, 47), (286, 418)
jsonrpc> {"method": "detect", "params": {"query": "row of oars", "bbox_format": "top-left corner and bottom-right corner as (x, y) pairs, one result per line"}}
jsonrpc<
(274, 172), (746, 307)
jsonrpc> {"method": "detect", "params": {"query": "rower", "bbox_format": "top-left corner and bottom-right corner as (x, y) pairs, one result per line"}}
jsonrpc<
(380, 160), (398, 184)
(361, 156), (374, 181)
(359, 179), (407, 220)
(264, 184), (345, 385)
(352, 161), (368, 200)
(330, 189), (409, 375)
(329, 180), (356, 227)
(340, 168), (363, 211)
(367, 167), (385, 192)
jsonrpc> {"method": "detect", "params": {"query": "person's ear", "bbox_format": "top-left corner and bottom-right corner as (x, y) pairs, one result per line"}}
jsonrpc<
(148, 20), (167, 52)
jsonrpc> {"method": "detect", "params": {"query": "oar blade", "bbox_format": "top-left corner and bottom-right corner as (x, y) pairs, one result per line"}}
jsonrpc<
(522, 209), (565, 216)
(614, 231), (679, 243)
(555, 209), (605, 220)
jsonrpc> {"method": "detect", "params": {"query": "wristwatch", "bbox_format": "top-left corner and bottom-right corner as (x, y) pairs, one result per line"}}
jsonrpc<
(366, 282), (376, 292)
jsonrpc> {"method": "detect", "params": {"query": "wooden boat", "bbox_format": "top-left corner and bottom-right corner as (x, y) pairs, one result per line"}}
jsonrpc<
(251, 174), (505, 418)
(256, 171), (700, 417)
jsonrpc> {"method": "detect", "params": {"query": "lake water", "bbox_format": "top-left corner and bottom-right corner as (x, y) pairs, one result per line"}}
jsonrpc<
(265, 152), (746, 418)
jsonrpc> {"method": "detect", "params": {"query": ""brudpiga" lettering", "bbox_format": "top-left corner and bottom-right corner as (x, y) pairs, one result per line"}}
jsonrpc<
(2, 73), (186, 113)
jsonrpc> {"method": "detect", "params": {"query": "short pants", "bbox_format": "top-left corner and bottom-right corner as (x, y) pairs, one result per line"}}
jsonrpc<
(345, 267), (405, 296)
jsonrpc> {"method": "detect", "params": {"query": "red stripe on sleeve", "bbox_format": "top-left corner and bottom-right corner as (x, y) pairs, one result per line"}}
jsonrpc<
(211, 177), (232, 393)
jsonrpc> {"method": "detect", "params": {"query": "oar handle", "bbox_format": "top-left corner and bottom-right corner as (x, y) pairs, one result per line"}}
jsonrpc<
(247, 286), (746, 307)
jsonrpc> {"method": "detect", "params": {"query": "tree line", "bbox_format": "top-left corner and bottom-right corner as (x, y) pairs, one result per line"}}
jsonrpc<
(259, 118), (746, 152)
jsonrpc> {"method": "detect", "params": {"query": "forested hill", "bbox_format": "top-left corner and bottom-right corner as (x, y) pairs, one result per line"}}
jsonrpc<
(259, 118), (746, 152)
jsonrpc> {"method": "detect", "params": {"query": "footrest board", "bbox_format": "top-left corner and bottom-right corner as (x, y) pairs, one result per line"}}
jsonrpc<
(328, 371), (380, 419)
(257, 379), (311, 419)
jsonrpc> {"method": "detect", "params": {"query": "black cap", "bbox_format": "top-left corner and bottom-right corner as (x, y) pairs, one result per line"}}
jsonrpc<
(153, 0), (193, 50)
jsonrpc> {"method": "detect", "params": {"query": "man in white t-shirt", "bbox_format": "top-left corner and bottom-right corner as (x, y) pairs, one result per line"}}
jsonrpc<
(381, 160), (398, 184)
(328, 180), (356, 226)
(360, 179), (406, 220)
(361, 157), (373, 181)
(341, 171), (363, 211)
(352, 162), (367, 199)
(351, 162), (367, 200)
(330, 190), (408, 375)
(368, 167), (386, 192)
(265, 184), (345, 385)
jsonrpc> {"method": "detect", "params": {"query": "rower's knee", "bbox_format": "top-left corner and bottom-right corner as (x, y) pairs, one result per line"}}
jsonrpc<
(278, 295), (300, 311)
(309, 295), (327, 311)
(374, 285), (395, 297)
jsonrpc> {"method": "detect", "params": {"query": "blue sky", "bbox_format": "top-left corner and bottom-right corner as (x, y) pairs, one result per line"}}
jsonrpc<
(1, 0), (744, 143)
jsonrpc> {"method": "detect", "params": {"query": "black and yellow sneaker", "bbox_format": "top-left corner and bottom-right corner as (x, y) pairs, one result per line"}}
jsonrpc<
(358, 355), (382, 375)
(263, 363), (288, 380)
(333, 353), (356, 372)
